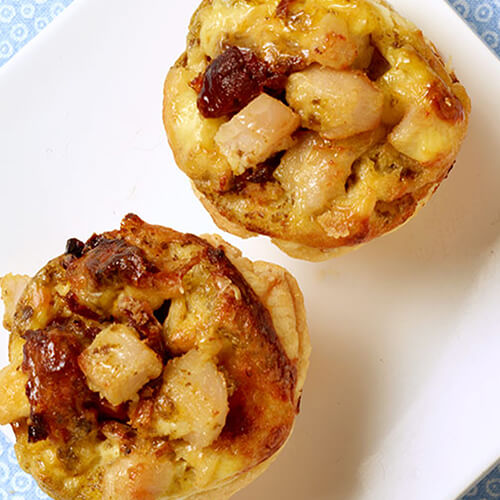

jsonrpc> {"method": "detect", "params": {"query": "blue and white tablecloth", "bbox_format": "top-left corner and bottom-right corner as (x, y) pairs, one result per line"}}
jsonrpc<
(0, 432), (49, 499)
(448, 0), (500, 58)
(0, 0), (74, 67)
(460, 461), (500, 499)
(0, 0), (499, 498)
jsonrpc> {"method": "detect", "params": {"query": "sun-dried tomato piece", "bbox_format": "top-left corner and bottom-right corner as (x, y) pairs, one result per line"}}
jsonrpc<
(65, 238), (85, 258)
(197, 46), (287, 118)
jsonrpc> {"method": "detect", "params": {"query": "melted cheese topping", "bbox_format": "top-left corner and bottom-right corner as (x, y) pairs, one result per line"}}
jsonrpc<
(164, 0), (470, 255)
(1, 215), (308, 500)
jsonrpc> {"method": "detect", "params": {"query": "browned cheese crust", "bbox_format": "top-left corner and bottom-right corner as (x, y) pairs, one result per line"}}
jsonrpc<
(163, 0), (471, 260)
(0, 215), (310, 499)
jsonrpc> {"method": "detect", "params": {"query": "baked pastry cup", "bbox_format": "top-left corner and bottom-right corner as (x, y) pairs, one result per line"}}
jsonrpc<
(164, 0), (470, 261)
(0, 214), (310, 500)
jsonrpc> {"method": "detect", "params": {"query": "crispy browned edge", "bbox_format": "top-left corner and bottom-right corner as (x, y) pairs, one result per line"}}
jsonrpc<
(194, 184), (433, 261)
(187, 234), (310, 499)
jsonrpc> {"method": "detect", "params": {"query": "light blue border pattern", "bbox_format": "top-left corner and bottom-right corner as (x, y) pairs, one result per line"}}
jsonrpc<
(446, 0), (500, 58)
(0, 431), (50, 499)
(458, 461), (500, 500)
(0, 0), (74, 68)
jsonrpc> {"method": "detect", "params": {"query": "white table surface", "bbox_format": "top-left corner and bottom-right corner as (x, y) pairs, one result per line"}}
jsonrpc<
(0, 1), (499, 499)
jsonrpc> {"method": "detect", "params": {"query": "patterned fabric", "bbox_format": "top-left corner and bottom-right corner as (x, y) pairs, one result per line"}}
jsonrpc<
(0, 0), (74, 67)
(446, 0), (500, 58)
(459, 461), (500, 500)
(0, 432), (49, 499)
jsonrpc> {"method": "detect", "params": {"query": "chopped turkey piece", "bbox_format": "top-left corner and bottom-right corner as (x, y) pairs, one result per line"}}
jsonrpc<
(275, 132), (358, 215)
(78, 324), (162, 406)
(103, 454), (174, 500)
(215, 93), (300, 174)
(155, 349), (229, 448)
(286, 65), (384, 139)
(310, 13), (361, 69)
(388, 106), (458, 163)
(0, 363), (30, 425)
(1, 274), (30, 330)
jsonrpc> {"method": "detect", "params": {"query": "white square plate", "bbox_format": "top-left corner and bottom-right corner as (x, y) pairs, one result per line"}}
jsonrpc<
(0, 1), (499, 499)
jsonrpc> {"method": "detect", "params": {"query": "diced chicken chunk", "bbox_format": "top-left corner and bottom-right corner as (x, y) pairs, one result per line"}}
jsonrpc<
(79, 324), (162, 406)
(310, 13), (364, 70)
(155, 349), (229, 448)
(1, 274), (30, 330)
(103, 454), (174, 500)
(215, 93), (300, 174)
(0, 363), (30, 425)
(286, 65), (384, 139)
(388, 106), (458, 163)
(275, 132), (358, 215)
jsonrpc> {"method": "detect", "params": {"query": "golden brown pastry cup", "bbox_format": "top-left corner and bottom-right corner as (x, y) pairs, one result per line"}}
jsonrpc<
(0, 214), (310, 499)
(163, 0), (470, 261)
